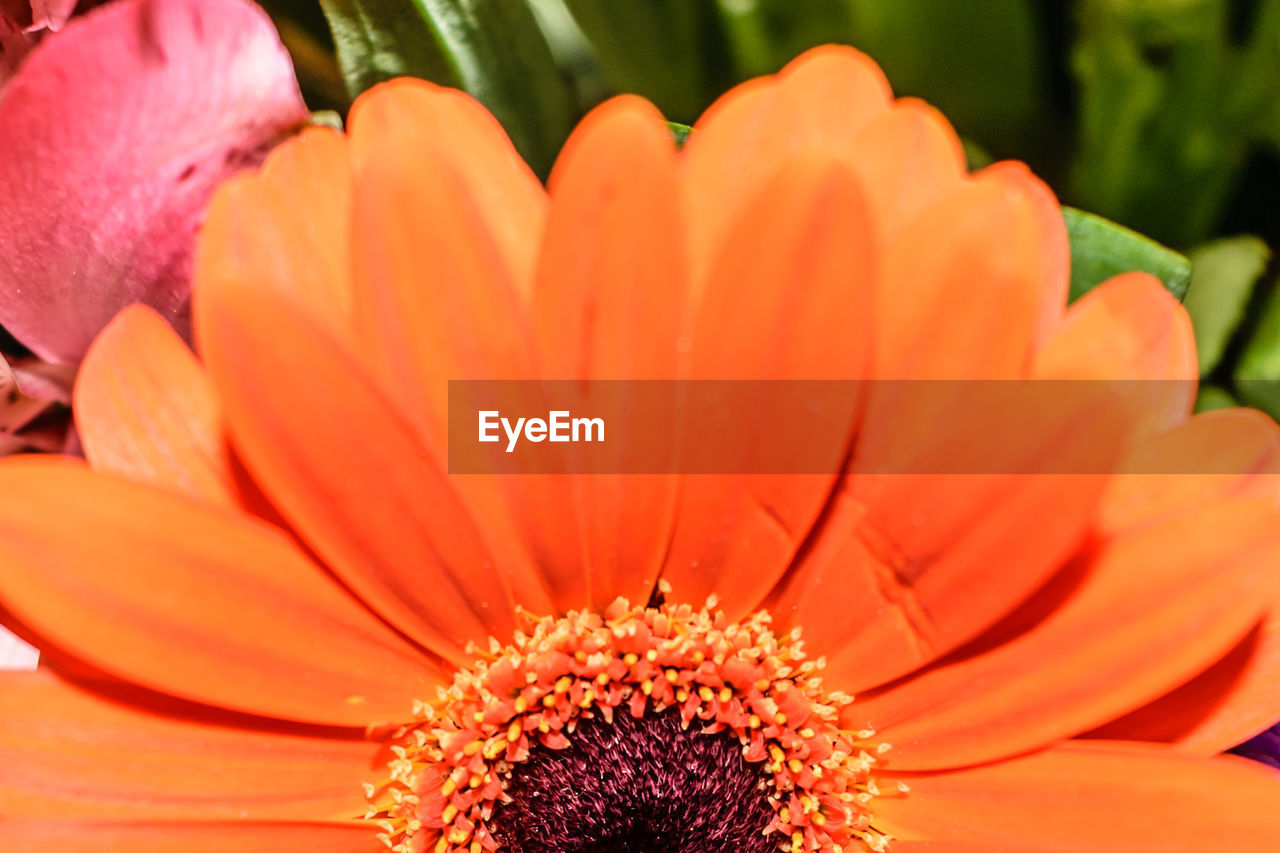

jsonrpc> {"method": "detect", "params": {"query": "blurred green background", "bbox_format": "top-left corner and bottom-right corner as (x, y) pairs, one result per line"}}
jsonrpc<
(265, 0), (1280, 415)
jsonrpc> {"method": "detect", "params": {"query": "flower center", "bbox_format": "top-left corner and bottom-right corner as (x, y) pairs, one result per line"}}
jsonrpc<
(368, 594), (898, 852)
(488, 705), (775, 852)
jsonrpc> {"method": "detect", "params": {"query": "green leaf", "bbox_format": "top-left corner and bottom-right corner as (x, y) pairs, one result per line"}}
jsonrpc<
(960, 138), (994, 170)
(1183, 236), (1271, 375)
(1068, 0), (1251, 246)
(840, 0), (1045, 152)
(1062, 207), (1191, 303)
(706, 0), (1047, 156)
(319, 0), (574, 176)
(667, 121), (692, 147)
(563, 0), (724, 122)
(1237, 0), (1280, 149)
(714, 0), (801, 78)
(1233, 281), (1280, 420)
(309, 110), (345, 131)
(1194, 384), (1238, 413)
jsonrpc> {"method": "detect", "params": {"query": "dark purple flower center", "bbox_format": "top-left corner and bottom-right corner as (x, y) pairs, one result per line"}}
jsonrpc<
(489, 706), (777, 852)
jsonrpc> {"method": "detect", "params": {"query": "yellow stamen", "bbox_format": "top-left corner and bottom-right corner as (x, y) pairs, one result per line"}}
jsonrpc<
(367, 597), (895, 852)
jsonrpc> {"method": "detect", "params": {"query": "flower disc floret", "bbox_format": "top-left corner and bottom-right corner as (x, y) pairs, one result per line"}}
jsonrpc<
(368, 590), (901, 852)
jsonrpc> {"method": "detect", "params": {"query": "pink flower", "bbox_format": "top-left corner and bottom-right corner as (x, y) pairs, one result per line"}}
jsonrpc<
(1, 0), (79, 32)
(0, 0), (308, 457)
(0, 0), (307, 662)
(0, 0), (80, 80)
(0, 0), (309, 364)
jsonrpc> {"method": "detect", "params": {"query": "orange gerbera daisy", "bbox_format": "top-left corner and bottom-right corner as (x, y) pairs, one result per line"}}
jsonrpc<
(4, 46), (1280, 852)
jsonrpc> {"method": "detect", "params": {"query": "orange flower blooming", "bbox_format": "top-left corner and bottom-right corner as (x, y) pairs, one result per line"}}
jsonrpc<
(4, 46), (1280, 852)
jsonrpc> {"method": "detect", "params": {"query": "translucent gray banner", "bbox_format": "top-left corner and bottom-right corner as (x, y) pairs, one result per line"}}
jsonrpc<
(446, 380), (1264, 475)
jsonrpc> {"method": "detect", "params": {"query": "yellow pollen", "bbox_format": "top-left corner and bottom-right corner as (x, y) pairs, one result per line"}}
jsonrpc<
(367, 597), (898, 852)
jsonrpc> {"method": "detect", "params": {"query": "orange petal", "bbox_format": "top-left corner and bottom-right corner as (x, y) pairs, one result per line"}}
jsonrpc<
(1034, 271), (1197, 429)
(683, 46), (891, 290)
(1081, 413), (1280, 751)
(349, 78), (545, 300)
(872, 163), (1061, 378)
(983, 162), (1070, 347)
(196, 127), (355, 346)
(5, 820), (379, 853)
(775, 45), (895, 152)
(197, 270), (546, 665)
(878, 741), (1280, 851)
(1036, 272), (1196, 380)
(770, 470), (1107, 695)
(530, 96), (686, 609)
(835, 99), (967, 248)
(0, 669), (378, 819)
(660, 158), (873, 616)
(75, 305), (242, 509)
(848, 497), (1280, 769)
(342, 80), (549, 609)
(783, 166), (1082, 686)
(0, 457), (439, 727)
(346, 79), (542, 439)
(1098, 407), (1280, 533)
(536, 95), (686, 379)
(782, 370), (1125, 692)
(1084, 616), (1280, 753)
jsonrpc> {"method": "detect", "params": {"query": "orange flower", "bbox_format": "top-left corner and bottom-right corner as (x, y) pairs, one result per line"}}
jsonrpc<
(4, 46), (1280, 851)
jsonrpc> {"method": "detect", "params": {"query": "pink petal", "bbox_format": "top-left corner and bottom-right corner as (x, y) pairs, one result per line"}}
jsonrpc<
(0, 354), (71, 454)
(2, 0), (78, 32)
(0, 0), (82, 83)
(27, 0), (80, 32)
(3, 0), (79, 33)
(0, 0), (308, 363)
